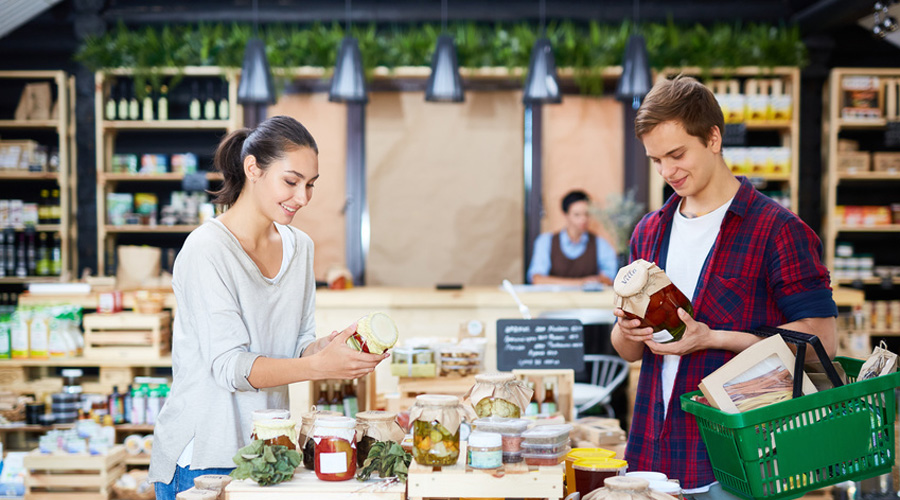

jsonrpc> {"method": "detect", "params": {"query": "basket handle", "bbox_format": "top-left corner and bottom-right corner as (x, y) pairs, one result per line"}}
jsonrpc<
(750, 326), (844, 398)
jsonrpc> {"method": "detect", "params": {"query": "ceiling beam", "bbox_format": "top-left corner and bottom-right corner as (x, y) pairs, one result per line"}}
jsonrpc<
(791, 0), (874, 35)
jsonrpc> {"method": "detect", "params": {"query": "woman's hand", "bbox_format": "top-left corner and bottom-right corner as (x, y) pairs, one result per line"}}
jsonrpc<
(307, 322), (389, 380)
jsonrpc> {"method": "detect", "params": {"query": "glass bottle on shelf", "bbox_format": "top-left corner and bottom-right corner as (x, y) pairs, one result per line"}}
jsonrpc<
(204, 81), (216, 120)
(541, 380), (557, 415)
(329, 382), (343, 413)
(189, 81), (201, 120)
(39, 189), (50, 224)
(105, 83), (117, 120)
(316, 383), (329, 409)
(3, 228), (15, 277)
(158, 84), (168, 121)
(342, 380), (358, 417)
(128, 82), (139, 120)
(50, 232), (61, 276)
(117, 80), (129, 121)
(142, 85), (154, 121)
(50, 189), (60, 224)
(36, 232), (50, 276)
(526, 381), (539, 416)
(218, 80), (229, 120)
(24, 228), (36, 277)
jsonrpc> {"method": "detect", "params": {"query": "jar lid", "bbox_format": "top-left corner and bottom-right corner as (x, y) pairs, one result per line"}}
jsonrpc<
(572, 457), (628, 471)
(468, 431), (501, 448)
(314, 416), (356, 429)
(648, 480), (681, 494)
(604, 476), (649, 492)
(252, 409), (290, 421)
(252, 418), (297, 432)
(415, 394), (460, 407)
(568, 448), (617, 460)
(356, 410), (397, 422)
(613, 260), (652, 298)
(300, 409), (342, 423)
(474, 372), (516, 384)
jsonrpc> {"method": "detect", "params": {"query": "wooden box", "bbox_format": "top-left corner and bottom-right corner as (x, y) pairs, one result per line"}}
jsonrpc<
(873, 152), (900, 173)
(82, 312), (171, 359)
(386, 375), (476, 415)
(513, 369), (575, 421)
(24, 445), (126, 500)
(571, 417), (627, 447)
(837, 152), (871, 173)
(308, 373), (377, 415)
(407, 442), (565, 500)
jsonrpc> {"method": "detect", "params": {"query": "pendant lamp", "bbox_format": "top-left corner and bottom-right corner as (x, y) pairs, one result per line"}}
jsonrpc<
(329, 0), (368, 103)
(615, 0), (653, 109)
(522, 0), (561, 104)
(425, 0), (464, 102)
(237, 0), (276, 105)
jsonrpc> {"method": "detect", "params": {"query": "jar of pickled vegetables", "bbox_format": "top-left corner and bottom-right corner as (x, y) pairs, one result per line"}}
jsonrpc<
(299, 409), (342, 471)
(250, 418), (298, 450)
(356, 411), (405, 467)
(465, 372), (533, 418)
(613, 259), (693, 343)
(312, 416), (357, 481)
(410, 394), (466, 466)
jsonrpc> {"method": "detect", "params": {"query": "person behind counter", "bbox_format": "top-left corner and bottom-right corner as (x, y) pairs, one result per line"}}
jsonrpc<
(148, 116), (389, 499)
(610, 76), (836, 500)
(527, 190), (618, 286)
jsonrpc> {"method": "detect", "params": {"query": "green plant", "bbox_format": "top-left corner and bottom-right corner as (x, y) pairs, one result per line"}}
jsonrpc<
(230, 440), (301, 487)
(357, 440), (412, 482)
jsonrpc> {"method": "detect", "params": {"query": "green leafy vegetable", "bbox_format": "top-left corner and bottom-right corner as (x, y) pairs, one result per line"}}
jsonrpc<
(230, 440), (302, 487)
(356, 440), (412, 483)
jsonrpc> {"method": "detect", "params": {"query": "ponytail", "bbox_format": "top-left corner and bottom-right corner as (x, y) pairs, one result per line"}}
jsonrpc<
(210, 116), (318, 207)
(211, 128), (251, 206)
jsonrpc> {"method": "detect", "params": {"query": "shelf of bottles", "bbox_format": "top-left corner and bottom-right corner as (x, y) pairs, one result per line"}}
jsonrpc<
(94, 68), (240, 275)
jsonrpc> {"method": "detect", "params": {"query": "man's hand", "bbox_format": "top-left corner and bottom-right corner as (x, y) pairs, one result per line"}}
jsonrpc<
(612, 308), (655, 344)
(645, 308), (714, 356)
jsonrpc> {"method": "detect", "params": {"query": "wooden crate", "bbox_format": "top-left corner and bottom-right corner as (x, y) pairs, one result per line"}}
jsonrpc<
(24, 445), (126, 500)
(82, 312), (171, 359)
(513, 369), (575, 421)
(407, 442), (565, 500)
(308, 372), (377, 414)
(386, 375), (477, 414)
(224, 468), (405, 499)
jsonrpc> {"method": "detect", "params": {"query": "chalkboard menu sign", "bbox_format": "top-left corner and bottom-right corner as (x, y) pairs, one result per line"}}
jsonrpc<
(496, 319), (585, 371)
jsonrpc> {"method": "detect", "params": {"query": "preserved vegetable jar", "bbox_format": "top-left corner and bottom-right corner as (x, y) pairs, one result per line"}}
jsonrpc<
(410, 394), (466, 466)
(312, 416), (357, 481)
(346, 312), (399, 354)
(250, 418), (297, 449)
(355, 410), (405, 467)
(613, 260), (693, 343)
(299, 409), (342, 470)
(464, 372), (533, 418)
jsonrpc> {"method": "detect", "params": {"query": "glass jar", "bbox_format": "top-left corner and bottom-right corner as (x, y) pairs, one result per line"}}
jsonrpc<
(465, 372), (532, 419)
(566, 449), (618, 496)
(583, 476), (678, 500)
(574, 458), (628, 497)
(613, 259), (693, 343)
(467, 431), (502, 469)
(346, 312), (398, 354)
(410, 394), (466, 466)
(391, 347), (436, 377)
(299, 410), (342, 470)
(312, 416), (357, 481)
(355, 410), (405, 467)
(250, 419), (298, 450)
(251, 409), (290, 421)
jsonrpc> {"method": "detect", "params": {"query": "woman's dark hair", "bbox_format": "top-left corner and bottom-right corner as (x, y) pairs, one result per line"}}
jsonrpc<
(561, 190), (590, 214)
(211, 115), (318, 206)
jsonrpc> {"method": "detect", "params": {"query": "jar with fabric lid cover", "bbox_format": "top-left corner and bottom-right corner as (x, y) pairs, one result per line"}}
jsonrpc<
(613, 259), (693, 343)
(312, 416), (357, 481)
(250, 418), (297, 450)
(410, 394), (468, 466)
(356, 410), (405, 467)
(299, 409), (342, 470)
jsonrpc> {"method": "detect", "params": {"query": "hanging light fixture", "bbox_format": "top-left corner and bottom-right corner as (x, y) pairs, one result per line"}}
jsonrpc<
(329, 0), (368, 103)
(522, 0), (561, 104)
(426, 0), (464, 102)
(615, 0), (653, 109)
(237, 0), (276, 105)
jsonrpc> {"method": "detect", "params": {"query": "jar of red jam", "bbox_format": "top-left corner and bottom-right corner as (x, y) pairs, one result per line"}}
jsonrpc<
(345, 312), (399, 354)
(613, 259), (693, 343)
(299, 409), (342, 471)
(312, 416), (357, 481)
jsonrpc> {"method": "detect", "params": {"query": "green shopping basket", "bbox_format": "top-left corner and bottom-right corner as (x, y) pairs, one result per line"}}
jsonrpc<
(681, 328), (900, 500)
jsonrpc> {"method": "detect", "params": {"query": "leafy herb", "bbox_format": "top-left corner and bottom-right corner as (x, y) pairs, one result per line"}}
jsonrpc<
(356, 440), (412, 483)
(230, 440), (302, 487)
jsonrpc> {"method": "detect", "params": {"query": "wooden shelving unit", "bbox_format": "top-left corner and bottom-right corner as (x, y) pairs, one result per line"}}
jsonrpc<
(94, 67), (241, 275)
(649, 67), (801, 214)
(0, 70), (76, 283)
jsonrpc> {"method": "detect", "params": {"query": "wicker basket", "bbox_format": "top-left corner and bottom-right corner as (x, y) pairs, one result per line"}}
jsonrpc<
(0, 404), (26, 422)
(134, 290), (165, 314)
(112, 470), (155, 500)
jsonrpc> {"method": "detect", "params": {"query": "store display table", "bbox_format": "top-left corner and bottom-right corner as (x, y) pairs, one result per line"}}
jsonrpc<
(224, 468), (405, 500)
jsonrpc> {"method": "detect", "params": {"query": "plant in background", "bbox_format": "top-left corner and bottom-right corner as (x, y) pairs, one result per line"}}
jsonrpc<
(591, 189), (646, 258)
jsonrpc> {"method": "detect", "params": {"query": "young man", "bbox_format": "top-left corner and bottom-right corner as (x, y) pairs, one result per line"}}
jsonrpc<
(527, 190), (618, 286)
(611, 76), (837, 499)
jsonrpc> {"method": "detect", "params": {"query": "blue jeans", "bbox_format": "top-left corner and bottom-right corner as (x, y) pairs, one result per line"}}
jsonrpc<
(154, 465), (234, 500)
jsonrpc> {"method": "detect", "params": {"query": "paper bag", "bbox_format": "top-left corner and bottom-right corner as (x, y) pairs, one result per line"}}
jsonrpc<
(116, 245), (161, 291)
(15, 83), (53, 121)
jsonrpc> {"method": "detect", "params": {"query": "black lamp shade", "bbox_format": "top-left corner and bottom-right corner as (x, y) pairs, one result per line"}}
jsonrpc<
(522, 37), (561, 104)
(329, 37), (368, 103)
(616, 34), (653, 108)
(425, 35), (465, 103)
(237, 38), (276, 105)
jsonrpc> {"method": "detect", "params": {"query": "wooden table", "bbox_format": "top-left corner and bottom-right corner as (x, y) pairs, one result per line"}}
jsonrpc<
(224, 468), (406, 500)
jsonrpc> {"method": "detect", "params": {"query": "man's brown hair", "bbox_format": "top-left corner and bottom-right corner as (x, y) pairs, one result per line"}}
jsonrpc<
(634, 75), (725, 146)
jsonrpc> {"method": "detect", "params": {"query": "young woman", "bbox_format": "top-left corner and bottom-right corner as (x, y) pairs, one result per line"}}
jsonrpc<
(149, 115), (388, 499)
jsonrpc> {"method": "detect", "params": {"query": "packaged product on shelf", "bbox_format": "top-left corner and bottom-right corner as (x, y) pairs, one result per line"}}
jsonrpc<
(0, 313), (10, 359)
(10, 308), (29, 359)
(171, 153), (198, 174)
(22, 203), (38, 227)
(438, 340), (485, 376)
(106, 193), (133, 226)
(134, 193), (158, 225)
(841, 76), (882, 120)
(744, 80), (769, 121)
(464, 372), (532, 418)
(140, 154), (168, 174)
(9, 200), (23, 227)
(391, 346), (436, 377)
(111, 154), (138, 174)
(768, 80), (792, 121)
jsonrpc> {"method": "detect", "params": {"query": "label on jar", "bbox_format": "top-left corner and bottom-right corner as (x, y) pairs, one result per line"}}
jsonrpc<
(652, 330), (675, 343)
(468, 449), (502, 469)
(319, 452), (348, 474)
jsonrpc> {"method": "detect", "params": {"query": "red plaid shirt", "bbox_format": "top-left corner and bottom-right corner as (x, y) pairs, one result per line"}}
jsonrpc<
(624, 177), (836, 489)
